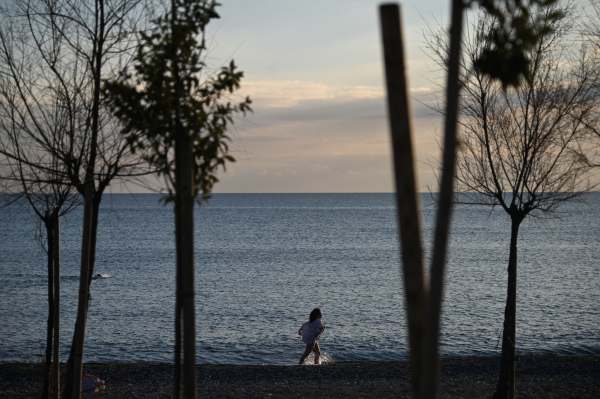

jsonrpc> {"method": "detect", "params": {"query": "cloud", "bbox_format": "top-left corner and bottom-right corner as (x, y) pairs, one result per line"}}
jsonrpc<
(255, 97), (386, 122)
(114, 80), (443, 193)
(238, 80), (437, 125)
(239, 80), (385, 108)
(212, 80), (443, 193)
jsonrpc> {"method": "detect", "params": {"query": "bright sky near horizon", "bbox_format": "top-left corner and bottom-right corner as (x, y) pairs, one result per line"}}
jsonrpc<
(119, 0), (451, 194)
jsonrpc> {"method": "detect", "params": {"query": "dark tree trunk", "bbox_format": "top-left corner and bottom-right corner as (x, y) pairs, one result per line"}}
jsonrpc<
(493, 217), (522, 399)
(176, 133), (197, 399)
(68, 184), (94, 399)
(88, 194), (101, 283)
(172, 86), (197, 399)
(42, 218), (55, 399)
(171, 1), (197, 396)
(62, 196), (102, 399)
(174, 291), (182, 398)
(174, 227), (182, 399)
(63, 0), (105, 393)
(173, 139), (196, 399)
(53, 214), (61, 399)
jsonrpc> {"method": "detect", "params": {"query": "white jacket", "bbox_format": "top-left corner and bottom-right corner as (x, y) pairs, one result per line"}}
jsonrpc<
(299, 319), (325, 345)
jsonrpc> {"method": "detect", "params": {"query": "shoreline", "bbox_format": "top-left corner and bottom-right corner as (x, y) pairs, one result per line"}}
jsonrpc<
(1, 355), (598, 398)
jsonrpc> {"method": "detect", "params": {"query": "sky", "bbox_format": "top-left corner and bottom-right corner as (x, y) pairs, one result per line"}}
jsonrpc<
(207, 0), (451, 194)
(122, 0), (454, 194)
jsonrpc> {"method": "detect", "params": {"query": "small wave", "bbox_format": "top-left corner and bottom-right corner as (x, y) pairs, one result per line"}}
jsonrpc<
(93, 274), (113, 279)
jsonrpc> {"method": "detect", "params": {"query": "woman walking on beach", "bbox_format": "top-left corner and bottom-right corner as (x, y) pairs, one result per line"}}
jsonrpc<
(298, 308), (325, 365)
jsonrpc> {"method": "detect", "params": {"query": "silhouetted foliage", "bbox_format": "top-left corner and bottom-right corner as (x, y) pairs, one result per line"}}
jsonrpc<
(468, 0), (563, 89)
(104, 0), (251, 201)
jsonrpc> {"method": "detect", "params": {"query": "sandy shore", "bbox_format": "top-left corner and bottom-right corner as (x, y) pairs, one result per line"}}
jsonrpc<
(0, 355), (598, 398)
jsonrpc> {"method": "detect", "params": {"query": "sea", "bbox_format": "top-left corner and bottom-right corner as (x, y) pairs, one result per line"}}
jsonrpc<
(0, 193), (599, 365)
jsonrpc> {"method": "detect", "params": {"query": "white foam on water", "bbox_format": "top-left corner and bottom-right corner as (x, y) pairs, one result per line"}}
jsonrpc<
(305, 351), (335, 365)
(319, 352), (335, 364)
(93, 274), (113, 279)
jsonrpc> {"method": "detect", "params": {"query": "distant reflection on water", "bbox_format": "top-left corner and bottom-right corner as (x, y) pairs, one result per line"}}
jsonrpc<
(1, 193), (599, 364)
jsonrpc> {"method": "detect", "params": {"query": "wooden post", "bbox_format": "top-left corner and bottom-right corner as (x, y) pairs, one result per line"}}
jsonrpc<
(53, 214), (61, 399)
(419, 0), (463, 397)
(381, 3), (464, 398)
(379, 4), (427, 397)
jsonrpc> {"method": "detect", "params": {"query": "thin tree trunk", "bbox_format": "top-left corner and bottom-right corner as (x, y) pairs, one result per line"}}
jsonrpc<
(419, 0), (463, 397)
(181, 136), (196, 399)
(493, 218), (521, 399)
(171, 1), (183, 396)
(42, 218), (55, 399)
(174, 277), (182, 399)
(64, 0), (104, 395)
(171, 1), (197, 396)
(379, 5), (426, 397)
(88, 194), (102, 284)
(62, 321), (78, 398)
(174, 203), (182, 399)
(174, 116), (197, 399)
(63, 196), (101, 399)
(53, 214), (61, 399)
(70, 184), (94, 398)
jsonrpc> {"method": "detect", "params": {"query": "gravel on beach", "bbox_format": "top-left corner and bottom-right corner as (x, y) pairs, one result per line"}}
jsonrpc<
(0, 355), (598, 398)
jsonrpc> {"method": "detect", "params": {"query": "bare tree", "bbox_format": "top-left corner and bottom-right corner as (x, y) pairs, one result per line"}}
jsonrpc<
(0, 142), (80, 399)
(425, 5), (600, 398)
(0, 0), (154, 397)
(579, 0), (600, 164)
(0, 7), (84, 397)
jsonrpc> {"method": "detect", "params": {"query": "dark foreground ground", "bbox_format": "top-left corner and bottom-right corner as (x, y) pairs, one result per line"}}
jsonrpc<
(0, 355), (598, 398)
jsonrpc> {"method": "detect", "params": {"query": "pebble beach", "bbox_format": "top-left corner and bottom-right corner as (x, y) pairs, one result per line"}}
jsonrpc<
(1, 355), (598, 398)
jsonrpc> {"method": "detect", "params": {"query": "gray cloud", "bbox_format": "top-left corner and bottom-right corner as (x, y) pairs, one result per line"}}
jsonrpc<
(254, 97), (386, 122)
(247, 93), (439, 127)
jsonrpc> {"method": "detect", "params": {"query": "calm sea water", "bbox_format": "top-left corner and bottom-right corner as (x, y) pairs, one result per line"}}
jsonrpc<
(1, 193), (599, 365)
